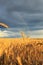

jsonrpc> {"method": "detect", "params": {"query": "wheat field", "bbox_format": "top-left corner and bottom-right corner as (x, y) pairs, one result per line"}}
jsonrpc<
(0, 38), (43, 65)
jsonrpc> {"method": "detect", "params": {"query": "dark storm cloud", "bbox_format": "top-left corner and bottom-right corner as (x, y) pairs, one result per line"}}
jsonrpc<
(0, 0), (43, 37)
(6, 0), (43, 13)
(0, 0), (43, 13)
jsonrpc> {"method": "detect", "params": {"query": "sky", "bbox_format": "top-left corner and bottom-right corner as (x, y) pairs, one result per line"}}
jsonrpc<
(0, 0), (43, 38)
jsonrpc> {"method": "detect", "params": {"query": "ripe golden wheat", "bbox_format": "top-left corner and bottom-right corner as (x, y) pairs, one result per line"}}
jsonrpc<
(0, 37), (43, 65)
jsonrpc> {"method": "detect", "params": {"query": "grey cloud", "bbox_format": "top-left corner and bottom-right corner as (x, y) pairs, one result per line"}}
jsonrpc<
(0, 0), (43, 32)
(0, 0), (43, 14)
(6, 0), (43, 13)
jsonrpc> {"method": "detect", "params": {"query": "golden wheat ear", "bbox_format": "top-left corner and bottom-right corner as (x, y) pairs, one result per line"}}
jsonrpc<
(0, 23), (9, 28)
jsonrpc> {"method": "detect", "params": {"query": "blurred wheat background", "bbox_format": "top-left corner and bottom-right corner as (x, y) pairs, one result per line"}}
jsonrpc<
(0, 37), (43, 65)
